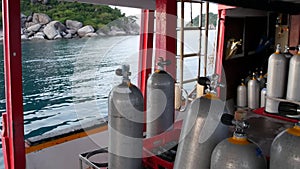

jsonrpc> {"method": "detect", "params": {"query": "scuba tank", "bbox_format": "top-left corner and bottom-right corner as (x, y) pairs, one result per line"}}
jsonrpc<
(248, 72), (260, 109)
(257, 70), (266, 90)
(270, 121), (300, 169)
(260, 88), (267, 108)
(108, 65), (144, 169)
(237, 79), (247, 109)
(283, 45), (293, 60)
(286, 45), (300, 102)
(211, 112), (267, 169)
(265, 44), (288, 113)
(146, 57), (175, 137)
(173, 74), (228, 169)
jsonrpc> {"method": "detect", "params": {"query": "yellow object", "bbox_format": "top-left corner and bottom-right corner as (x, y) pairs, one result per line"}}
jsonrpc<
(287, 125), (300, 137)
(204, 93), (218, 100)
(228, 136), (250, 145)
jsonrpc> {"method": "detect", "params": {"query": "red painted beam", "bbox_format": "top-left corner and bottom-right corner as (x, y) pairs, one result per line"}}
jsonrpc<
(2, 0), (26, 168)
(138, 9), (154, 104)
(215, 8), (226, 97)
(289, 15), (300, 55)
(155, 0), (177, 79)
(215, 8), (226, 77)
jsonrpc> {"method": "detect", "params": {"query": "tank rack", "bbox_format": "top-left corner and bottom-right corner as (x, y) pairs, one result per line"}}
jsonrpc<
(79, 148), (108, 169)
(79, 129), (181, 169)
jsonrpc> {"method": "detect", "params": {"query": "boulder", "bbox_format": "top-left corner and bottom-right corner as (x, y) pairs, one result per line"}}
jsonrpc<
(66, 29), (77, 35)
(32, 13), (51, 25)
(27, 15), (33, 22)
(21, 13), (27, 28)
(65, 20), (83, 30)
(25, 22), (36, 28)
(63, 33), (72, 39)
(27, 23), (42, 32)
(30, 32), (45, 40)
(54, 34), (62, 40)
(54, 21), (67, 33)
(77, 25), (94, 37)
(43, 22), (59, 39)
(85, 33), (98, 37)
(21, 34), (29, 40)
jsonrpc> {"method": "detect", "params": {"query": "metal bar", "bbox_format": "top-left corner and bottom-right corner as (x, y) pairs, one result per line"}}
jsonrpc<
(215, 8), (227, 96)
(155, 0), (177, 79)
(138, 9), (154, 106)
(179, 0), (184, 88)
(203, 2), (209, 77)
(176, 27), (204, 31)
(3, 0), (26, 167)
(215, 8), (226, 76)
(198, 1), (203, 77)
(182, 78), (198, 84)
(183, 53), (199, 58)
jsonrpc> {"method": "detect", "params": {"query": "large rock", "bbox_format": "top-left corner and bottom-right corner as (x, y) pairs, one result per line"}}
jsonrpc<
(66, 20), (83, 30)
(43, 21), (59, 39)
(27, 23), (42, 32)
(77, 25), (94, 37)
(53, 21), (67, 33)
(21, 13), (27, 28)
(25, 22), (36, 29)
(32, 13), (51, 25)
(66, 29), (77, 35)
(85, 33), (98, 37)
(30, 32), (45, 40)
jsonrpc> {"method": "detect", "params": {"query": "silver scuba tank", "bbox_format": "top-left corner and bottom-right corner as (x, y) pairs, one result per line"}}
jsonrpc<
(265, 44), (288, 113)
(108, 65), (144, 169)
(237, 79), (247, 109)
(270, 122), (300, 169)
(248, 73), (260, 109)
(173, 74), (228, 169)
(146, 57), (175, 137)
(286, 45), (300, 102)
(211, 113), (267, 169)
(260, 88), (267, 108)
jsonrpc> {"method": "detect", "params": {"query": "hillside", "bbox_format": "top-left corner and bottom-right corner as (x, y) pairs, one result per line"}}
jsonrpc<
(1, 0), (126, 29)
(187, 13), (218, 28)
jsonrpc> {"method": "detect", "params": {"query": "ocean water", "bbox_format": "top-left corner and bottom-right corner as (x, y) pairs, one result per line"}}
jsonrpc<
(0, 30), (216, 167)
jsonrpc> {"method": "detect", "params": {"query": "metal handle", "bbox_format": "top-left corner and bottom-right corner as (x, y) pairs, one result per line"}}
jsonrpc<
(179, 88), (188, 112)
(279, 102), (300, 119)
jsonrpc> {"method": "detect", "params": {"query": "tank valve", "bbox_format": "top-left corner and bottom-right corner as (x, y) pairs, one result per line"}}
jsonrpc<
(198, 74), (224, 95)
(115, 65), (131, 82)
(221, 111), (249, 135)
(157, 57), (171, 70)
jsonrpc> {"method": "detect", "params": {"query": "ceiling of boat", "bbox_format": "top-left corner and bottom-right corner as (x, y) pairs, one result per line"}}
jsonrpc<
(63, 0), (300, 14)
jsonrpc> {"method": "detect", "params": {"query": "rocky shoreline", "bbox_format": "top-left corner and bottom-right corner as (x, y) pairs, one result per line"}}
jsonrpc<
(18, 13), (140, 41)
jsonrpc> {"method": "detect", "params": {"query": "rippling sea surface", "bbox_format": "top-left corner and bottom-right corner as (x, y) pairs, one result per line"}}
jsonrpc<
(0, 30), (216, 167)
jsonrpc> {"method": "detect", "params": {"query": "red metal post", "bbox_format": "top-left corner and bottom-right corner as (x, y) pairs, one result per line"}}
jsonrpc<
(2, 0), (26, 168)
(215, 8), (226, 77)
(155, 0), (177, 79)
(214, 8), (226, 97)
(138, 9), (154, 103)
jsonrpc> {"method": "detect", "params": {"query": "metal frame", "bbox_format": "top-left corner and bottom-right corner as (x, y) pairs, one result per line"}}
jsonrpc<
(138, 9), (154, 106)
(2, 0), (26, 168)
(155, 0), (177, 79)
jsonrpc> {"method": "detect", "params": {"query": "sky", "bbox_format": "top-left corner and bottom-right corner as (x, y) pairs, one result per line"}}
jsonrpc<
(111, 2), (218, 18)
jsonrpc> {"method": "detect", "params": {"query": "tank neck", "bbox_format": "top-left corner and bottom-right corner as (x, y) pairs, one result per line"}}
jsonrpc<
(275, 44), (281, 54)
(228, 131), (250, 145)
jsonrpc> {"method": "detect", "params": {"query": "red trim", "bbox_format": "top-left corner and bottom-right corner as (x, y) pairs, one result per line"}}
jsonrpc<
(138, 9), (154, 105)
(2, 0), (26, 168)
(253, 108), (298, 123)
(215, 9), (226, 77)
(155, 0), (177, 79)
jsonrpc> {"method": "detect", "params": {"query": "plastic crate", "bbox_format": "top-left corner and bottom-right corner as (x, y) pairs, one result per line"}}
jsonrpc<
(142, 129), (181, 169)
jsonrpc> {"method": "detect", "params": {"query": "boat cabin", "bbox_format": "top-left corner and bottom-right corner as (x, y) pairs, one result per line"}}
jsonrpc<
(1, 0), (300, 168)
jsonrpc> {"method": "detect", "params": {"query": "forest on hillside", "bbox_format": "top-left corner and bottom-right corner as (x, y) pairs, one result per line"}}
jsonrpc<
(0, 0), (125, 29)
